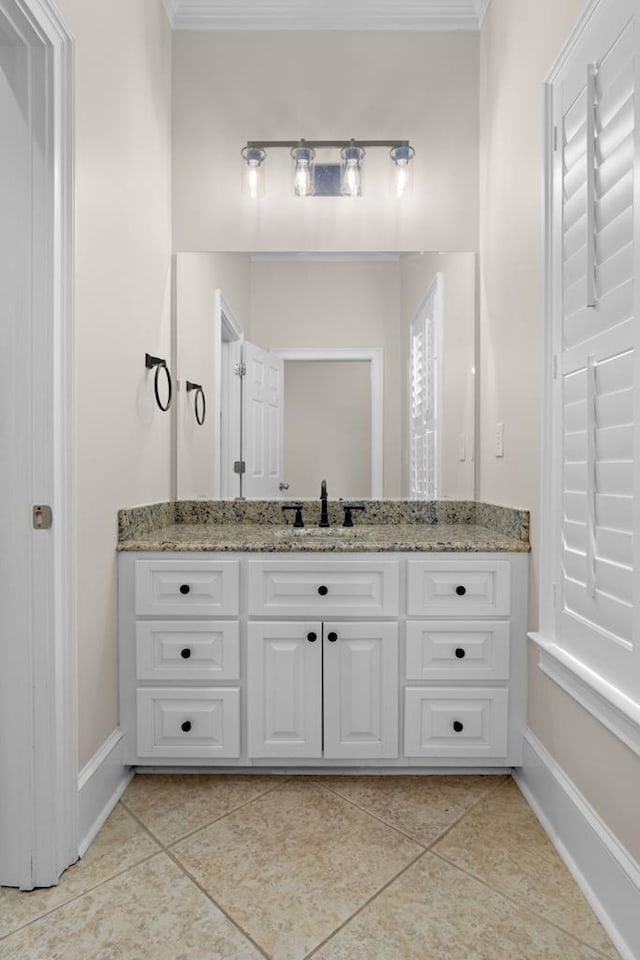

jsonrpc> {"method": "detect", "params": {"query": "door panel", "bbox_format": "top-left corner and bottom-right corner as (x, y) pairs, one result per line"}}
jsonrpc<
(323, 622), (398, 759)
(248, 622), (322, 758)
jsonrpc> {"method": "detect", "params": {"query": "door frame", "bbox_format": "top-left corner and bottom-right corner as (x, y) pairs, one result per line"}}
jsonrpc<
(0, 0), (76, 888)
(270, 347), (383, 498)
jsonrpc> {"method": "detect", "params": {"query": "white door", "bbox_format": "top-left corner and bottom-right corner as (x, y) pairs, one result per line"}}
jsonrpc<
(247, 622), (322, 758)
(323, 622), (399, 759)
(242, 342), (285, 498)
(0, 0), (76, 888)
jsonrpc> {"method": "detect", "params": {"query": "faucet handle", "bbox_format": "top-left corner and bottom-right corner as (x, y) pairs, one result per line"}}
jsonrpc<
(341, 503), (366, 528)
(282, 503), (305, 528)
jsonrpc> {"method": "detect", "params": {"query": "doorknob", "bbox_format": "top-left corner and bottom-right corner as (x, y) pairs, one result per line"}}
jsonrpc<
(279, 482), (290, 490)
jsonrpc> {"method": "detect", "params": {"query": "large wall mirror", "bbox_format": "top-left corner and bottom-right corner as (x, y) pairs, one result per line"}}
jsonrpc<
(175, 252), (476, 501)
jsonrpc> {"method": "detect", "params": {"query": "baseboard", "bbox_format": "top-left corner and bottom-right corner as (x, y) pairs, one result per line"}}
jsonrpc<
(77, 729), (134, 857)
(514, 730), (640, 960)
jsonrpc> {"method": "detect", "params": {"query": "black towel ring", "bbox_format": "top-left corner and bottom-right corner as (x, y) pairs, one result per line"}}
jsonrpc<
(186, 380), (206, 425)
(145, 353), (172, 412)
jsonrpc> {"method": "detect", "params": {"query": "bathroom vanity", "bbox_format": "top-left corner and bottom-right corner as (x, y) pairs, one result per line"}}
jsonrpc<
(117, 501), (529, 770)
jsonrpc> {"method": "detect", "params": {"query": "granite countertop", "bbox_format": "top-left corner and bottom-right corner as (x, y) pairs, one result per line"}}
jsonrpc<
(117, 501), (530, 553)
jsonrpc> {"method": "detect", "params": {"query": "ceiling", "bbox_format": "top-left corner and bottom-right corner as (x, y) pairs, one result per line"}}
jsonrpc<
(163, 0), (490, 31)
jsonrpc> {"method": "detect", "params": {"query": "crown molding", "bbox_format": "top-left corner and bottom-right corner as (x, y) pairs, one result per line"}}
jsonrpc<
(166, 0), (484, 31)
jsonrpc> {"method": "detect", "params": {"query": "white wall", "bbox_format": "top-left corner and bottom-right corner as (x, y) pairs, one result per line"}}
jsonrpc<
(284, 361), (371, 499)
(56, 0), (173, 767)
(479, 0), (640, 863)
(172, 30), (479, 252)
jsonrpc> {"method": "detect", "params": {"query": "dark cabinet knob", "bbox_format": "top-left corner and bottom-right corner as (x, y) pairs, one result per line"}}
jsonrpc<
(179, 584), (191, 595)
(455, 585), (466, 596)
(327, 631), (338, 642)
(307, 632), (317, 642)
(181, 720), (192, 733)
(452, 720), (464, 733)
(318, 585), (328, 596)
(180, 648), (191, 659)
(455, 647), (466, 659)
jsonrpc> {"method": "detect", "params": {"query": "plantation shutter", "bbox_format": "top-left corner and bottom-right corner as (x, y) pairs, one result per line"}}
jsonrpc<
(554, 0), (640, 700)
(410, 277), (440, 499)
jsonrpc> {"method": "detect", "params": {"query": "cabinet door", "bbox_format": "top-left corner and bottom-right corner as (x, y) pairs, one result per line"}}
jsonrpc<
(248, 622), (322, 758)
(323, 622), (398, 759)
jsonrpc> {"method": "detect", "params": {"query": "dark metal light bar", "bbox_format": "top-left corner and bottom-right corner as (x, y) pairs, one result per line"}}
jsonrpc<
(246, 139), (410, 150)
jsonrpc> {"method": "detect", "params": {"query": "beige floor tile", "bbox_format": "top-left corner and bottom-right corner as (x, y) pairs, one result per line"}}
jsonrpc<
(0, 805), (159, 940)
(0, 854), (263, 960)
(122, 772), (285, 844)
(433, 779), (618, 958)
(171, 778), (422, 960)
(313, 852), (610, 960)
(314, 774), (505, 846)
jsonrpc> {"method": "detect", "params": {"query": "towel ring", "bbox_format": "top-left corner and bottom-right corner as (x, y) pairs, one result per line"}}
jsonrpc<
(145, 354), (172, 412)
(186, 380), (206, 425)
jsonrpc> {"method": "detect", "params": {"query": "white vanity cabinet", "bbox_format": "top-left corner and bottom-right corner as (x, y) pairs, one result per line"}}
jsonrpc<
(118, 549), (527, 768)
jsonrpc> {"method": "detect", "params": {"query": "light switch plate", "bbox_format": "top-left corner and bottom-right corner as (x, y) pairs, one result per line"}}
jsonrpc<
(495, 422), (504, 458)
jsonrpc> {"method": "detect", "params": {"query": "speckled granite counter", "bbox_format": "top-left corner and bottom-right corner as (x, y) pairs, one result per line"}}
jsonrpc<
(117, 500), (530, 553)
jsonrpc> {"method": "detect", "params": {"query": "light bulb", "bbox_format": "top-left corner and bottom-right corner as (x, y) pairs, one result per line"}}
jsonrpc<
(390, 144), (415, 199)
(395, 160), (409, 198)
(344, 160), (360, 197)
(247, 164), (260, 200)
(340, 144), (365, 197)
(291, 145), (316, 197)
(241, 146), (266, 199)
(294, 159), (312, 196)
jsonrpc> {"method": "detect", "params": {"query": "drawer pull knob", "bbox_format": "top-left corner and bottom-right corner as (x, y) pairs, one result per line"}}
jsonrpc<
(318, 585), (328, 596)
(455, 585), (466, 596)
(180, 648), (192, 659)
(452, 720), (464, 733)
(327, 631), (338, 642)
(179, 584), (191, 595)
(181, 720), (192, 733)
(455, 647), (466, 659)
(307, 632), (317, 642)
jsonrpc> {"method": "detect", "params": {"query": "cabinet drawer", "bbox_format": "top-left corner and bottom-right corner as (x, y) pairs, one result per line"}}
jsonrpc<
(136, 688), (240, 758)
(136, 621), (239, 681)
(406, 560), (511, 617)
(404, 688), (508, 758)
(247, 559), (400, 617)
(135, 559), (239, 616)
(405, 621), (510, 681)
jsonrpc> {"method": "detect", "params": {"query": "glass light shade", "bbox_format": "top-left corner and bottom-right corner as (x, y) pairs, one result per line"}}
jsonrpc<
(390, 145), (415, 198)
(291, 145), (316, 197)
(241, 146), (266, 199)
(340, 145), (365, 197)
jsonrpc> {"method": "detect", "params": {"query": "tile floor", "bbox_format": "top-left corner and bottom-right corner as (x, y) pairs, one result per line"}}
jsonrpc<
(0, 774), (620, 960)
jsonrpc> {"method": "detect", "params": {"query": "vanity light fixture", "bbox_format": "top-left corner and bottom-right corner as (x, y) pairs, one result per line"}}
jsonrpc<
(241, 139), (414, 198)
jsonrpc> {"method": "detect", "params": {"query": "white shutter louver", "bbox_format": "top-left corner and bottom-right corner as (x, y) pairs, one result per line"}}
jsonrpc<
(556, 0), (639, 700)
(410, 277), (441, 499)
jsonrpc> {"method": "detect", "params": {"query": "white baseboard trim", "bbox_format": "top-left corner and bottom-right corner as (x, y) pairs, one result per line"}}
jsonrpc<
(77, 729), (133, 857)
(514, 730), (640, 960)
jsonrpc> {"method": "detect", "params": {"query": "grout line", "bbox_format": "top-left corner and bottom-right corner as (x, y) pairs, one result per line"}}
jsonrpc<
(121, 776), (292, 849)
(0, 847), (161, 943)
(303, 847), (429, 960)
(313, 773), (509, 853)
(163, 847), (271, 959)
(429, 849), (618, 960)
